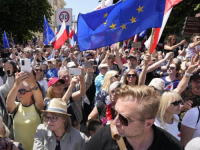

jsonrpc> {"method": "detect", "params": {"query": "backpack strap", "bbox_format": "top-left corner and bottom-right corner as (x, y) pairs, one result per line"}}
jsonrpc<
(6, 140), (13, 150)
(110, 121), (127, 150)
(196, 107), (200, 126)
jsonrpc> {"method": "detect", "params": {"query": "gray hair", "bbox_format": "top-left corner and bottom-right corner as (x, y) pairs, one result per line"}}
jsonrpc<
(109, 81), (125, 93)
(58, 68), (69, 78)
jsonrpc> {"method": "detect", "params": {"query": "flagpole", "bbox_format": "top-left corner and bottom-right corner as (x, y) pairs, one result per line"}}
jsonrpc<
(147, 28), (155, 54)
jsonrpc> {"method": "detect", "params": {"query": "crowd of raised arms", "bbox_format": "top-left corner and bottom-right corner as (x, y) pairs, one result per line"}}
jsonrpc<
(0, 34), (200, 150)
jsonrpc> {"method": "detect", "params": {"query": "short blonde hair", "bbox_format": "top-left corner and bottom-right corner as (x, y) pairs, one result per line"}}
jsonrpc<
(0, 116), (10, 138)
(157, 91), (182, 128)
(101, 70), (118, 93)
(45, 86), (64, 100)
(114, 85), (160, 119)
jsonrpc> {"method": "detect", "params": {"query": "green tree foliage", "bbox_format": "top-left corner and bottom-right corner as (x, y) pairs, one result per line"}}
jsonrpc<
(0, 0), (53, 43)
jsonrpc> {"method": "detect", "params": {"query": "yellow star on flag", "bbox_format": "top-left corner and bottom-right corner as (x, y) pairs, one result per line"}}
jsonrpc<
(122, 0), (125, 1)
(104, 13), (108, 18)
(137, 5), (144, 13)
(110, 23), (116, 30)
(130, 16), (137, 23)
(104, 20), (107, 26)
(120, 24), (126, 30)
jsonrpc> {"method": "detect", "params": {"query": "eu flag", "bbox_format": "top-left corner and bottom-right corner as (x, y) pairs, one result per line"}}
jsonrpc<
(44, 16), (56, 43)
(3, 31), (10, 49)
(77, 0), (166, 52)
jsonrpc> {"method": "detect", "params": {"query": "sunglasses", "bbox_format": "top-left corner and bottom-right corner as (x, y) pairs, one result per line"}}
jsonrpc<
(48, 61), (52, 64)
(172, 39), (176, 41)
(18, 89), (32, 95)
(127, 74), (136, 78)
(44, 116), (59, 122)
(35, 69), (42, 72)
(113, 109), (145, 126)
(108, 57), (112, 59)
(171, 100), (183, 106)
(112, 75), (119, 79)
(167, 66), (175, 70)
(125, 51), (129, 53)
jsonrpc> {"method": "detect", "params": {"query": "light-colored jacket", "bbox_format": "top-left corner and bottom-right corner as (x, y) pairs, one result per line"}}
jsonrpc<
(33, 124), (86, 150)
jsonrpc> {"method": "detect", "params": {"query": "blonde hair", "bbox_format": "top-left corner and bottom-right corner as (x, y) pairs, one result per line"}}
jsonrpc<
(123, 69), (139, 85)
(114, 85), (160, 119)
(101, 70), (118, 93)
(0, 116), (10, 138)
(45, 86), (64, 100)
(157, 91), (182, 128)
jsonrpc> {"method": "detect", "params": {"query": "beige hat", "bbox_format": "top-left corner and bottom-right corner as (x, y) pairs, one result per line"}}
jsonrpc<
(47, 58), (56, 65)
(148, 78), (165, 91)
(74, 51), (79, 55)
(98, 63), (109, 69)
(42, 98), (71, 116)
(67, 61), (76, 68)
(33, 48), (43, 53)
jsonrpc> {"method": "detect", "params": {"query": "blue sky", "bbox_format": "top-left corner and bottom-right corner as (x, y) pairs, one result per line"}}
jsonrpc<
(64, 0), (99, 20)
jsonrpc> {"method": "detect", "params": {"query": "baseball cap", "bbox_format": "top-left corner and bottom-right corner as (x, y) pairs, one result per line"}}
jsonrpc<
(67, 61), (76, 68)
(148, 78), (165, 91)
(98, 63), (109, 69)
(127, 54), (137, 60)
(48, 77), (65, 87)
(84, 53), (93, 57)
(47, 58), (56, 65)
(191, 69), (200, 81)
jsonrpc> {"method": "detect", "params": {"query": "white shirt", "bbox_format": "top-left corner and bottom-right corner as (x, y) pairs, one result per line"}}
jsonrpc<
(155, 114), (180, 140)
(182, 107), (200, 139)
(38, 79), (48, 92)
(185, 44), (200, 58)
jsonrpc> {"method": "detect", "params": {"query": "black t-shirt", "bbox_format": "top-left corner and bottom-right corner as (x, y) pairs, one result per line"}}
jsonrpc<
(84, 125), (184, 150)
(181, 89), (200, 107)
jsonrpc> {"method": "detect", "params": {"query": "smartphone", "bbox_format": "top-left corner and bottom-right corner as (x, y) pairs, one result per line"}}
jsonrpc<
(85, 61), (94, 69)
(65, 57), (71, 62)
(69, 68), (82, 76)
(20, 59), (31, 73)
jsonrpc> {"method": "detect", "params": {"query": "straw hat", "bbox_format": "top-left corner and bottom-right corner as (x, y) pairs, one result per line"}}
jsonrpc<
(42, 98), (71, 116)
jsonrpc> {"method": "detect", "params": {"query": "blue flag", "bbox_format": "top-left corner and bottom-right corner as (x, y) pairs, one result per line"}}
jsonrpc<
(77, 0), (166, 52)
(3, 31), (10, 49)
(44, 16), (56, 44)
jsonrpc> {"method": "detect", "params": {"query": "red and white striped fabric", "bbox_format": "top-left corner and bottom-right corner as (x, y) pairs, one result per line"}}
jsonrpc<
(95, 0), (113, 10)
(51, 21), (68, 50)
(145, 0), (182, 53)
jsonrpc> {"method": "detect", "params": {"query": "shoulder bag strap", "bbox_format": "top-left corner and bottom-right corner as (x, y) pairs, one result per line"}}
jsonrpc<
(6, 140), (13, 150)
(196, 107), (200, 126)
(110, 121), (127, 150)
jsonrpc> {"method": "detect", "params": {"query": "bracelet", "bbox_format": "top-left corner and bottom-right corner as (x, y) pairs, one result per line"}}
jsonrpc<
(185, 73), (193, 77)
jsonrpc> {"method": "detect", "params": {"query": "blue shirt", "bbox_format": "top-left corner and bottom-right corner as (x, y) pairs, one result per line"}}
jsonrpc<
(95, 73), (104, 96)
(46, 68), (58, 79)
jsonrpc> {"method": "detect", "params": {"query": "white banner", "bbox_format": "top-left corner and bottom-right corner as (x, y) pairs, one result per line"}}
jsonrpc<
(56, 8), (72, 25)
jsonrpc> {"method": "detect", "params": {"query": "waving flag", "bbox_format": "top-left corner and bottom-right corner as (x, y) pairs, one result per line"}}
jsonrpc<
(77, 0), (166, 52)
(52, 20), (68, 50)
(139, 30), (148, 38)
(145, 0), (182, 53)
(44, 15), (56, 44)
(95, 0), (113, 10)
(3, 31), (10, 49)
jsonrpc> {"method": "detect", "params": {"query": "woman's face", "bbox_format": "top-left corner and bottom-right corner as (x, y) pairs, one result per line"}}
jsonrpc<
(110, 73), (120, 83)
(171, 36), (176, 44)
(35, 66), (42, 76)
(52, 81), (64, 94)
(167, 64), (177, 75)
(45, 113), (65, 131)
(109, 87), (120, 105)
(126, 71), (137, 84)
(17, 84), (33, 101)
(194, 36), (200, 43)
(107, 55), (113, 63)
(56, 61), (61, 67)
(166, 99), (182, 115)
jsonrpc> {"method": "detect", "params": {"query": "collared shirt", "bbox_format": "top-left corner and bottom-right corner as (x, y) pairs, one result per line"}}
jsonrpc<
(95, 73), (104, 96)
(46, 68), (58, 79)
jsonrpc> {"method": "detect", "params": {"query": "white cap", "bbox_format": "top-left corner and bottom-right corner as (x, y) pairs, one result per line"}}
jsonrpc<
(148, 78), (165, 91)
(67, 61), (76, 68)
(98, 63), (109, 69)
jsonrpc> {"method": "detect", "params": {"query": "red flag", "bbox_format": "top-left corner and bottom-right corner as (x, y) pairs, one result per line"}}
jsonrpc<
(52, 21), (68, 50)
(69, 29), (74, 39)
(145, 0), (182, 53)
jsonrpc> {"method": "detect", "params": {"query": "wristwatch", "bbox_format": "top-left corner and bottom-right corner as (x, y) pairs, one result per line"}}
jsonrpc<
(30, 84), (39, 91)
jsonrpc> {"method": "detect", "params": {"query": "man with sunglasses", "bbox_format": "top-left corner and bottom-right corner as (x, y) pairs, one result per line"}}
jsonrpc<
(85, 86), (184, 150)
(46, 58), (58, 79)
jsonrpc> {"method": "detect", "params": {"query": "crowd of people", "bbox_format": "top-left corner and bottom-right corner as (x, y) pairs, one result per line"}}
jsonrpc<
(0, 34), (200, 150)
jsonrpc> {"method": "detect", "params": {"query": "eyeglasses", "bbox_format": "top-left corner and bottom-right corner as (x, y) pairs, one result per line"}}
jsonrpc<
(48, 61), (52, 64)
(125, 51), (129, 53)
(171, 100), (183, 106)
(127, 74), (136, 78)
(101, 67), (108, 70)
(113, 109), (145, 126)
(18, 89), (32, 95)
(112, 75), (119, 79)
(167, 66), (175, 70)
(35, 69), (42, 72)
(44, 116), (59, 122)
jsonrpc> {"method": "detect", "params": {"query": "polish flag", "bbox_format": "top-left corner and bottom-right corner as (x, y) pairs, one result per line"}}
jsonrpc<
(95, 0), (113, 10)
(139, 36), (147, 52)
(69, 27), (74, 39)
(145, 0), (182, 53)
(52, 21), (68, 50)
(123, 36), (135, 48)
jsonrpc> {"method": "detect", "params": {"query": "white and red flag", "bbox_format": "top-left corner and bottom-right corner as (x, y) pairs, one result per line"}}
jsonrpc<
(51, 21), (68, 50)
(145, 0), (182, 53)
(95, 0), (113, 10)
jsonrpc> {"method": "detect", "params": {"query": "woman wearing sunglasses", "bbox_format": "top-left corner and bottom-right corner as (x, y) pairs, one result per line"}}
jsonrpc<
(95, 70), (120, 105)
(100, 53), (119, 71)
(34, 98), (86, 150)
(88, 81), (125, 125)
(6, 71), (44, 150)
(123, 69), (138, 87)
(161, 63), (180, 90)
(34, 65), (48, 93)
(155, 90), (183, 140)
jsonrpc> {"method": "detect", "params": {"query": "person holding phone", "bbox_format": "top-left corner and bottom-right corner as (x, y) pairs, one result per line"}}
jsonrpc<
(6, 71), (44, 150)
